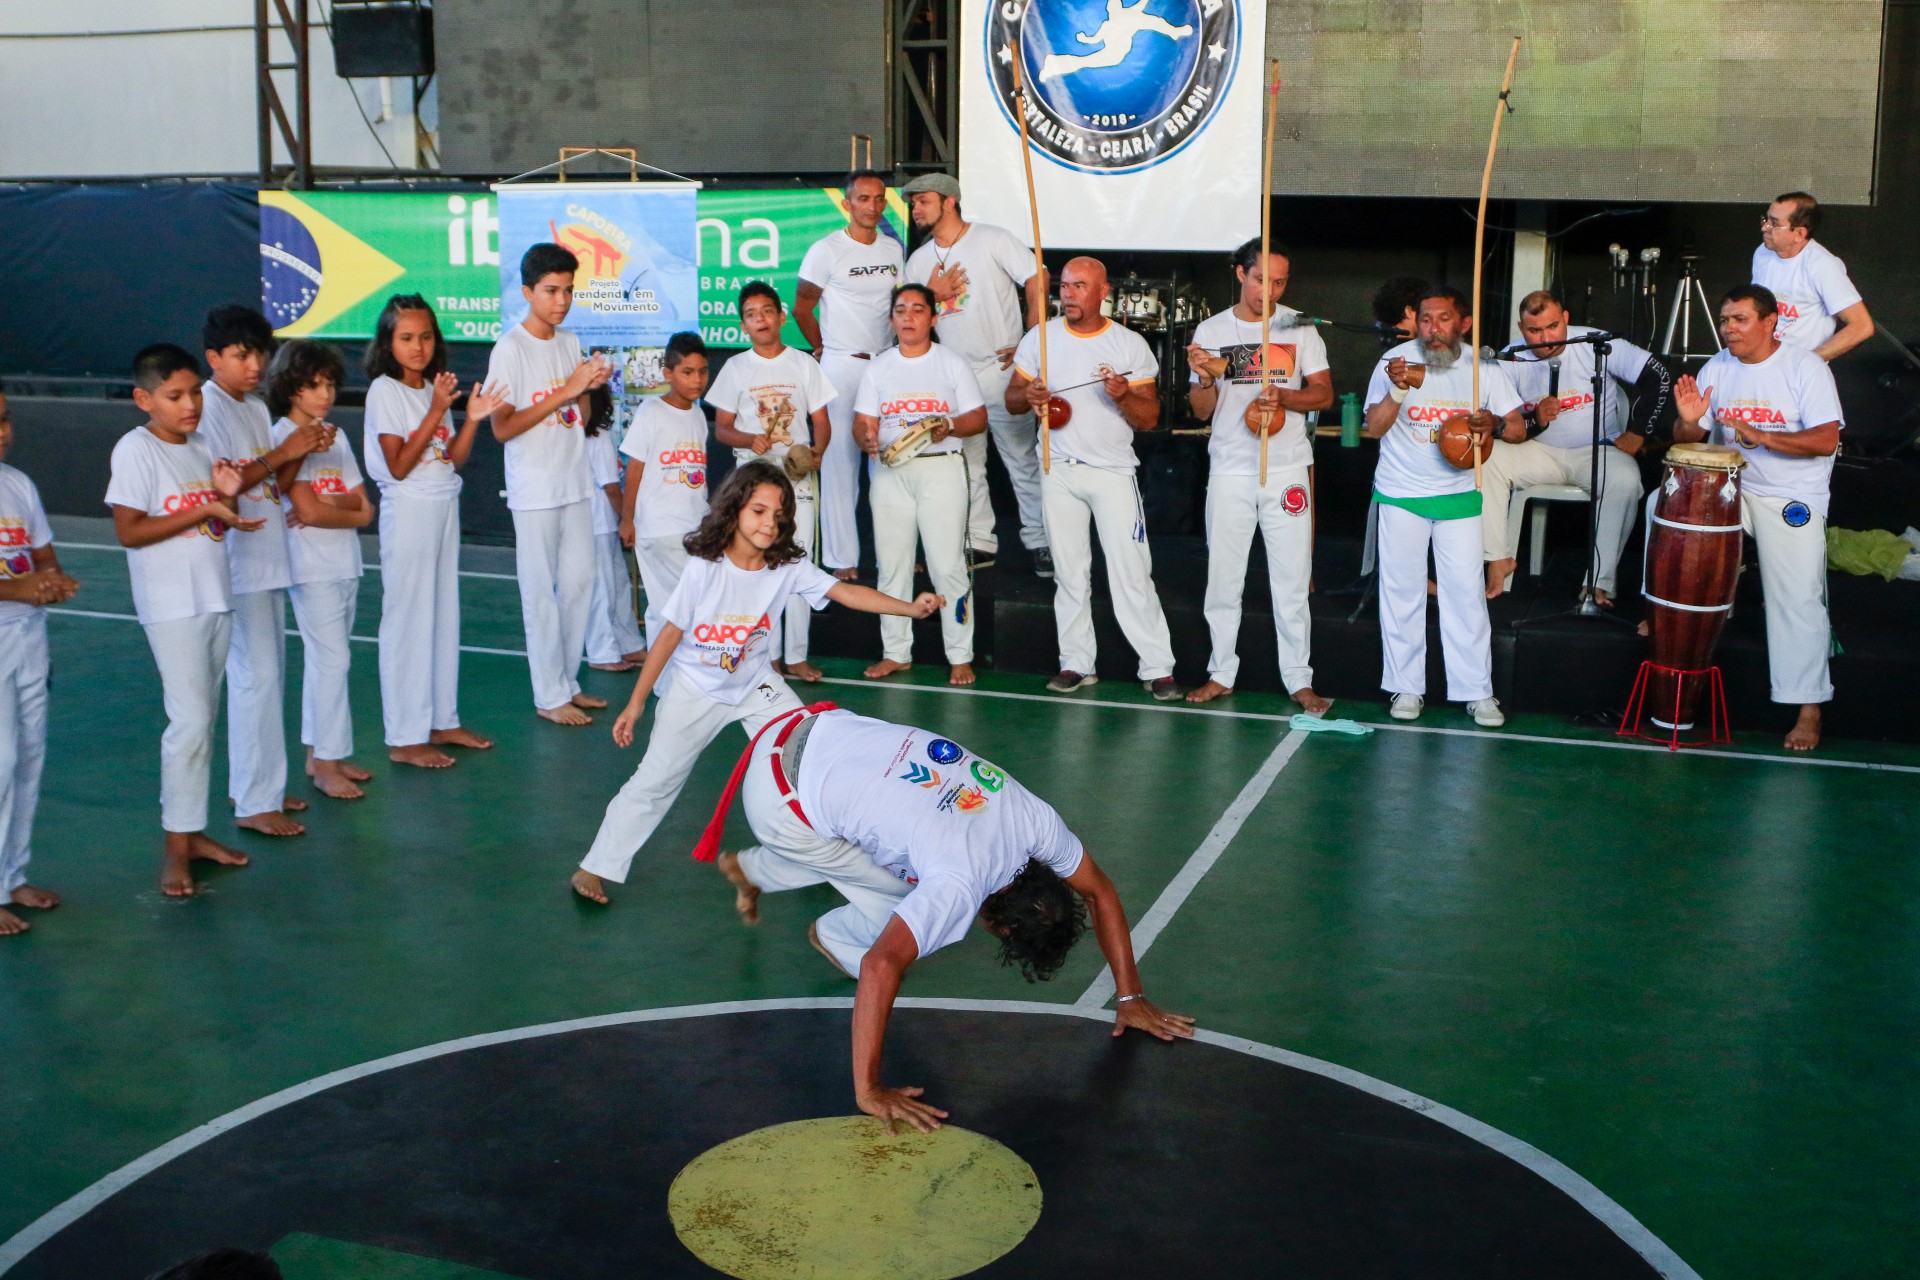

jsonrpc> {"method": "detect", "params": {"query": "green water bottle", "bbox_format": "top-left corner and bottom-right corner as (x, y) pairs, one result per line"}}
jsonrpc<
(1339, 392), (1361, 447)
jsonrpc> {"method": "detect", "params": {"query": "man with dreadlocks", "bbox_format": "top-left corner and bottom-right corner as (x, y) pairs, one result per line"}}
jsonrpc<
(694, 706), (1194, 1132)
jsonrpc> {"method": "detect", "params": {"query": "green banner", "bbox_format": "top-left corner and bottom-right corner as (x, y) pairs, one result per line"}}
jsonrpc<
(260, 188), (907, 347)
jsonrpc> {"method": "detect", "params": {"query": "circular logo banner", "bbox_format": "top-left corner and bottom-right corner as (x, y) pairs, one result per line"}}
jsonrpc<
(988, 0), (1239, 174)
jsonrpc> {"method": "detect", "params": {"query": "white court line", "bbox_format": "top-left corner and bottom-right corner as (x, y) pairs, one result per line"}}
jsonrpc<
(1076, 730), (1309, 1010)
(55, 542), (519, 582)
(0, 997), (1698, 1280)
(39, 611), (1920, 776)
(818, 676), (1920, 777)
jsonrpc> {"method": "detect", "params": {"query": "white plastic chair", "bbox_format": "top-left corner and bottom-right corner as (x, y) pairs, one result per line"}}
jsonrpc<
(1506, 484), (1589, 582)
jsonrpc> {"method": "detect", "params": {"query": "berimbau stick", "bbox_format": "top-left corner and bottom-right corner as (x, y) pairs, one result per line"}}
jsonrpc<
(1257, 59), (1281, 487)
(1010, 58), (1051, 475)
(1470, 36), (1522, 491)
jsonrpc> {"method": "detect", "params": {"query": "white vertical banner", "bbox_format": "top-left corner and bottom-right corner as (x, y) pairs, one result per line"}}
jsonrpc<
(958, 0), (1267, 251)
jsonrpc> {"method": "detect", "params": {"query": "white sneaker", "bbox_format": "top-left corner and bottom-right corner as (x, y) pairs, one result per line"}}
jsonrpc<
(1468, 698), (1506, 727)
(1389, 694), (1423, 721)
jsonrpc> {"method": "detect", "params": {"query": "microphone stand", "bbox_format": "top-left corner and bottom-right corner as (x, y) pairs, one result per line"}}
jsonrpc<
(1502, 331), (1638, 632)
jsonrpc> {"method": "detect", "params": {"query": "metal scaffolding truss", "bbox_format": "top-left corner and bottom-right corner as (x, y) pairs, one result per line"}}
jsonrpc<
(891, 0), (957, 174)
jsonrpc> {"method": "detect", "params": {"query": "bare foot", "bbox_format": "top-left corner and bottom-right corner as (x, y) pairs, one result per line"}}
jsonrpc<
(282, 797), (309, 813)
(1486, 558), (1516, 600)
(949, 663), (976, 686)
(311, 759), (366, 800)
(389, 744), (457, 769)
(306, 750), (371, 783)
(864, 658), (913, 680)
(0, 907), (26, 935)
(538, 703), (594, 726)
(235, 809), (307, 837)
(1186, 680), (1233, 705)
(716, 851), (761, 925)
(808, 919), (854, 978)
(163, 832), (250, 897)
(572, 693), (609, 710)
(787, 661), (823, 683)
(622, 648), (648, 665)
(588, 660), (637, 672)
(571, 869), (609, 904)
(431, 727), (494, 750)
(1785, 704), (1822, 752)
(10, 884), (60, 910)
(1291, 687), (1334, 716)
(832, 567), (860, 582)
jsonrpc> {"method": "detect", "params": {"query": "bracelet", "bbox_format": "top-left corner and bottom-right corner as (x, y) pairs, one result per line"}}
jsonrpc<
(1388, 384), (1410, 404)
(1115, 993), (1147, 1004)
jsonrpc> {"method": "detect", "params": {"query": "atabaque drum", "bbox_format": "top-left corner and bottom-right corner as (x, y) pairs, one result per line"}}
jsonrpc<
(1644, 443), (1746, 730)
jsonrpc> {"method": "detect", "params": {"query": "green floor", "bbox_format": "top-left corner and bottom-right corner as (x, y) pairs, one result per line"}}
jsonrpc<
(3, 539), (1918, 1278)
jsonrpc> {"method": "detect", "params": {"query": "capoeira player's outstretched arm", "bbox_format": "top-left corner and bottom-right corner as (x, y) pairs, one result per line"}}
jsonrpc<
(853, 852), (1194, 1134)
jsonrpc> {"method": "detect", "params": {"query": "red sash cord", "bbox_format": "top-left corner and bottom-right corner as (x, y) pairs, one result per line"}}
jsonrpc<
(690, 701), (837, 862)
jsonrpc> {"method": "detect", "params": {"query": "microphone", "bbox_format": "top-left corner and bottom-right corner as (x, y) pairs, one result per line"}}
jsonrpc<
(1547, 356), (1561, 398)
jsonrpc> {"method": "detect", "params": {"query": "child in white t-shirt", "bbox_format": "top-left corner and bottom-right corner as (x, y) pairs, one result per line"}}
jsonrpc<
(620, 332), (712, 658)
(583, 385), (648, 671)
(485, 242), (614, 726)
(107, 345), (266, 897)
(570, 460), (942, 905)
(267, 341), (376, 801)
(0, 382), (79, 935)
(363, 294), (504, 769)
(707, 282), (837, 681)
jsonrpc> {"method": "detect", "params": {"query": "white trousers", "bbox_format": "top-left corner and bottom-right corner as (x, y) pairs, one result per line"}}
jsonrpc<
(872, 454), (974, 664)
(1376, 503), (1493, 702)
(819, 351), (869, 570)
(972, 358), (1046, 551)
(1481, 439), (1644, 594)
(1743, 494), (1834, 704)
(1203, 467), (1314, 692)
(735, 727), (912, 976)
(784, 480), (818, 664)
(586, 530), (647, 664)
(511, 499), (595, 711)
(224, 587), (288, 817)
(1042, 462), (1176, 680)
(633, 534), (690, 657)
(0, 615), (50, 894)
(290, 577), (359, 761)
(377, 491), (463, 748)
(578, 673), (804, 883)
(144, 611), (232, 833)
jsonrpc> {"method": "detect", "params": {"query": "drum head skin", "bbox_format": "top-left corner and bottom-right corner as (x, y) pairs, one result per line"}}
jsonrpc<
(1664, 443), (1746, 471)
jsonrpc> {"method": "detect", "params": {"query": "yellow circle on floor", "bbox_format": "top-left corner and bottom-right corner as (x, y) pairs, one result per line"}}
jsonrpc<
(668, 1115), (1043, 1279)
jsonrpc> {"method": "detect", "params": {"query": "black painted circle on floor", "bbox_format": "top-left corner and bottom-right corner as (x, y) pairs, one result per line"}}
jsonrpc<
(4, 1004), (1678, 1279)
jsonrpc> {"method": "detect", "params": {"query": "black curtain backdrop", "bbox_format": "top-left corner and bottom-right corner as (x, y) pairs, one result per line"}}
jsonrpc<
(0, 182), (259, 377)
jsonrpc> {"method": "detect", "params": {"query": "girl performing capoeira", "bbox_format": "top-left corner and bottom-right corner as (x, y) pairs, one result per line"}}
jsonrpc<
(570, 461), (941, 905)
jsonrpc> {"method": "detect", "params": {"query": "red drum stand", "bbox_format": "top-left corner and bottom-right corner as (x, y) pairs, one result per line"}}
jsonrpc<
(1618, 662), (1731, 751)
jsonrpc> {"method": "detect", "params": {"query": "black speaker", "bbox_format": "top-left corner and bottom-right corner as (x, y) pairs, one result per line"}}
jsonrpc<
(332, 2), (434, 78)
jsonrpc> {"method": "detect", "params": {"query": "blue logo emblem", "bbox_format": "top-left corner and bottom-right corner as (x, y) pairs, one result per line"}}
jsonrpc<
(1782, 501), (1812, 528)
(988, 0), (1239, 175)
(926, 738), (963, 765)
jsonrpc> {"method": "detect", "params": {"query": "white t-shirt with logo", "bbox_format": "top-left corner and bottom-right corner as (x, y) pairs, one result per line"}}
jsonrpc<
(585, 429), (623, 537)
(1189, 308), (1330, 476)
(903, 222), (1035, 364)
(852, 345), (986, 457)
(1010, 319), (1160, 471)
(1501, 327), (1653, 450)
(103, 426), (234, 625)
(0, 463), (53, 630)
(485, 323), (591, 511)
(196, 380), (293, 596)
(706, 346), (838, 467)
(363, 375), (462, 499)
(1697, 342), (1846, 517)
(1366, 341), (1525, 499)
(659, 552), (839, 705)
(273, 417), (366, 585)
(795, 710), (1085, 958)
(1751, 240), (1863, 352)
(620, 398), (710, 541)
(798, 228), (904, 355)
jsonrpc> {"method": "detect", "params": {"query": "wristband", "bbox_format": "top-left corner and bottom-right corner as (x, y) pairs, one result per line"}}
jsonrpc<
(1115, 993), (1147, 1004)
(1388, 385), (1410, 404)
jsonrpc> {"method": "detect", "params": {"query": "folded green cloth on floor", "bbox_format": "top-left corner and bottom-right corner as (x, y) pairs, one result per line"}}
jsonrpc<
(1289, 714), (1375, 735)
(1826, 527), (1916, 581)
